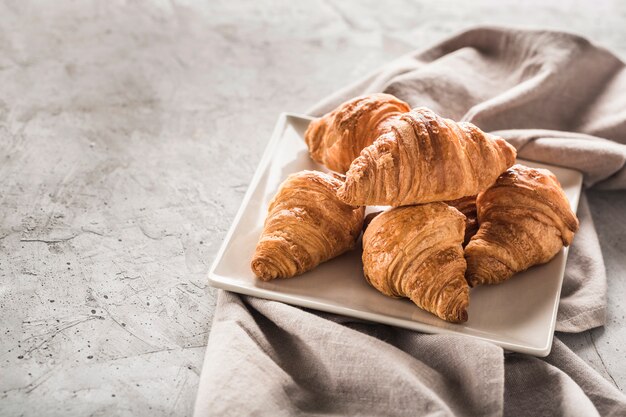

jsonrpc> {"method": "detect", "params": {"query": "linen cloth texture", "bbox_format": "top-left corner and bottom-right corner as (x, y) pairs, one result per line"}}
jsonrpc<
(195, 27), (626, 416)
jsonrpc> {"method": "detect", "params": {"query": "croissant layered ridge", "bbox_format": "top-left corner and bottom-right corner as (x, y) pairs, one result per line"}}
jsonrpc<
(337, 107), (517, 206)
(362, 203), (469, 323)
(251, 170), (365, 281)
(305, 93), (411, 173)
(465, 164), (579, 286)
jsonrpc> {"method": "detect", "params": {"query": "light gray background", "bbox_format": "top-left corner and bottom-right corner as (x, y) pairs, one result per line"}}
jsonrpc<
(0, 1), (624, 416)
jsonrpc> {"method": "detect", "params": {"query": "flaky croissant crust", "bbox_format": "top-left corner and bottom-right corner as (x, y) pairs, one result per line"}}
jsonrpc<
(251, 170), (365, 281)
(362, 203), (469, 323)
(338, 107), (517, 206)
(305, 93), (411, 173)
(465, 164), (579, 286)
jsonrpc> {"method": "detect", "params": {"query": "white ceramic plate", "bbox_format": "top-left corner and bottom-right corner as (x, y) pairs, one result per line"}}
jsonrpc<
(209, 113), (582, 357)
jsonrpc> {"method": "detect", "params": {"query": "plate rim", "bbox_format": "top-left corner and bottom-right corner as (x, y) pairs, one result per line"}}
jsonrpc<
(208, 112), (583, 357)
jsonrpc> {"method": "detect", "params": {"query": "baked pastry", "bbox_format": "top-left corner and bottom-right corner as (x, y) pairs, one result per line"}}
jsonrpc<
(251, 170), (365, 281)
(305, 93), (411, 173)
(465, 164), (579, 286)
(447, 195), (478, 246)
(362, 203), (469, 323)
(337, 107), (517, 206)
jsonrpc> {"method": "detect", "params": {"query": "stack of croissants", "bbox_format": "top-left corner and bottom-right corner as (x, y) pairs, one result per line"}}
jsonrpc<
(251, 94), (580, 323)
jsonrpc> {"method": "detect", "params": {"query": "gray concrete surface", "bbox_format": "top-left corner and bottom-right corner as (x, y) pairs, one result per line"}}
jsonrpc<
(0, 1), (624, 415)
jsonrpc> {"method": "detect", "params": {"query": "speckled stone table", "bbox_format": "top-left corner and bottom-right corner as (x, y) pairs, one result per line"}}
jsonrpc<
(1, 1), (624, 416)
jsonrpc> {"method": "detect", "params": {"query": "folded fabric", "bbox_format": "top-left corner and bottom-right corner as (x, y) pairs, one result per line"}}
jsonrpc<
(195, 27), (626, 416)
(196, 292), (624, 416)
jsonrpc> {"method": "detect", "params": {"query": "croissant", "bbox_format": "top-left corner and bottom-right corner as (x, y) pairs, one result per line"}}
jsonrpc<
(337, 107), (517, 206)
(465, 164), (579, 286)
(446, 195), (478, 246)
(362, 203), (469, 323)
(305, 93), (411, 173)
(251, 170), (365, 281)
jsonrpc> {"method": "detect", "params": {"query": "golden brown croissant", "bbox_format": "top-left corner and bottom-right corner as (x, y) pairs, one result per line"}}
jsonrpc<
(337, 107), (517, 206)
(251, 170), (365, 281)
(305, 93), (411, 173)
(362, 203), (469, 323)
(465, 164), (579, 286)
(446, 195), (478, 246)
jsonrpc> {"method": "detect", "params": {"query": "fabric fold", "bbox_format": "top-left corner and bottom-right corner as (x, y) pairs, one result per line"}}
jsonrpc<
(196, 292), (506, 417)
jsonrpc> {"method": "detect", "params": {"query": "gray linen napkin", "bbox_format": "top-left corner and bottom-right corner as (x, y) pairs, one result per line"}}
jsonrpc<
(195, 27), (626, 416)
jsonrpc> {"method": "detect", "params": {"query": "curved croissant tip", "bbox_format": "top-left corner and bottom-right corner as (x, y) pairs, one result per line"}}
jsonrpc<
(466, 275), (480, 288)
(304, 118), (327, 160)
(498, 138), (518, 164)
(440, 285), (469, 323)
(449, 301), (469, 323)
(250, 258), (279, 281)
(465, 271), (489, 288)
(458, 308), (469, 323)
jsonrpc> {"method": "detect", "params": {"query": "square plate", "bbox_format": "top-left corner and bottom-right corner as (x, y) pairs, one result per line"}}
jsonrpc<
(209, 113), (582, 357)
